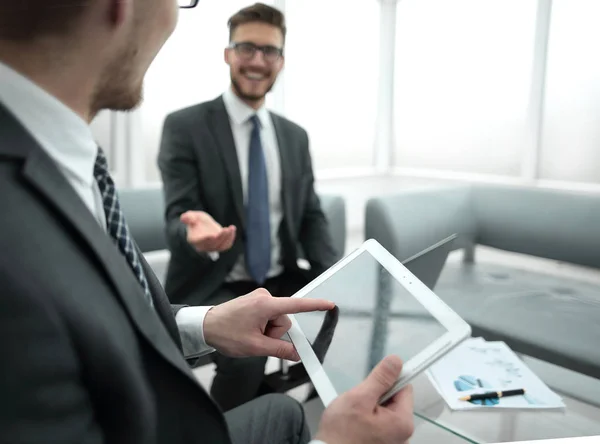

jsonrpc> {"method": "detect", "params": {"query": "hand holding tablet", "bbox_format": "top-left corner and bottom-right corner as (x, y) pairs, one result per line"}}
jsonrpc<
(287, 238), (471, 407)
(315, 355), (415, 444)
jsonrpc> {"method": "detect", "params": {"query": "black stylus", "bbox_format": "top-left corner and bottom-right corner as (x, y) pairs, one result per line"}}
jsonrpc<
(459, 388), (526, 401)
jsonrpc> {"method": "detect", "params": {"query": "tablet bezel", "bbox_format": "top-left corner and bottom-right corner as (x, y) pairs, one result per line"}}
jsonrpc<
(287, 238), (472, 407)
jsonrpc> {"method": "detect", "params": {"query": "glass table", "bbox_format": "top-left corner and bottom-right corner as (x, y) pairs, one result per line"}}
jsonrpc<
(411, 355), (600, 443)
(293, 246), (600, 442)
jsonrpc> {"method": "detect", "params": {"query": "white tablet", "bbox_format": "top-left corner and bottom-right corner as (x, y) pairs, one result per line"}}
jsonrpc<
(287, 238), (471, 407)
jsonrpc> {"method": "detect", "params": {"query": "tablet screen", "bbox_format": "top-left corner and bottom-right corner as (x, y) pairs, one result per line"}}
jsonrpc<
(291, 248), (449, 396)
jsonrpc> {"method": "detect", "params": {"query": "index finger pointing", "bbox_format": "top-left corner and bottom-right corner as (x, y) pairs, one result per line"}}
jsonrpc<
(267, 297), (335, 316)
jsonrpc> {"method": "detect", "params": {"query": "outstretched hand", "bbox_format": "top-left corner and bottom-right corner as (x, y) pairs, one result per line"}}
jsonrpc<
(202, 289), (335, 361)
(180, 210), (236, 253)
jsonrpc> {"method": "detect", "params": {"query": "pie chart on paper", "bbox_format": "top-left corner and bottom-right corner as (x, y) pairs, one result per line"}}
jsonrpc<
(453, 375), (499, 406)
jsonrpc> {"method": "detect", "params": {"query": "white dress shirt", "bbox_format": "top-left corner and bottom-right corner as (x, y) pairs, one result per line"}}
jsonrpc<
(0, 61), (213, 359)
(220, 86), (284, 282)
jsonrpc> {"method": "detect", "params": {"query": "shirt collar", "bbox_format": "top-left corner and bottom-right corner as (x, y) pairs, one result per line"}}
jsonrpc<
(222, 85), (271, 129)
(0, 61), (98, 187)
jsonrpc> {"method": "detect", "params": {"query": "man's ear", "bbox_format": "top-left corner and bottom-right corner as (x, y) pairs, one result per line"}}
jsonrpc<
(224, 47), (231, 66)
(274, 55), (285, 75)
(109, 0), (129, 27)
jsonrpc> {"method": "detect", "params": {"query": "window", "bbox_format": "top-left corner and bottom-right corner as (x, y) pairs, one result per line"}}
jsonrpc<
(539, 0), (600, 184)
(283, 0), (380, 171)
(393, 0), (538, 176)
(138, 1), (274, 183)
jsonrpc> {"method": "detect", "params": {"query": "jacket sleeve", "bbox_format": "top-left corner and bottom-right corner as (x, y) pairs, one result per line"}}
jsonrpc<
(297, 131), (339, 279)
(157, 112), (211, 264)
(0, 261), (101, 444)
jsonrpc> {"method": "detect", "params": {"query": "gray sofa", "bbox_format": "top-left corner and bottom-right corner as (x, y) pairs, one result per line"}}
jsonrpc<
(119, 186), (347, 281)
(365, 184), (600, 379)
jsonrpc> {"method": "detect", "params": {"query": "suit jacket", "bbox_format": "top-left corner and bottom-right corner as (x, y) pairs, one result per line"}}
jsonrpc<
(158, 95), (338, 305)
(0, 104), (231, 444)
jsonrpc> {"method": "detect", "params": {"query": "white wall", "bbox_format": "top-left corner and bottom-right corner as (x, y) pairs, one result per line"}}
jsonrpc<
(283, 0), (380, 171)
(539, 0), (600, 184)
(393, 0), (538, 177)
(88, 0), (600, 232)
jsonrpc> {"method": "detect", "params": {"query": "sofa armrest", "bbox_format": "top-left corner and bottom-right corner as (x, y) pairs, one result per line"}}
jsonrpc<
(297, 194), (347, 267)
(318, 194), (346, 261)
(365, 186), (477, 261)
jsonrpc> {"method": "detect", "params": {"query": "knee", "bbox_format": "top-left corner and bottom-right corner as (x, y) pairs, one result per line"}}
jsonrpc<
(263, 393), (302, 410)
(262, 394), (308, 438)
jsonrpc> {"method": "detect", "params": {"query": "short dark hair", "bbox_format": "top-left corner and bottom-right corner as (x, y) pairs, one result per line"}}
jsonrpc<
(0, 1), (88, 41)
(228, 3), (286, 44)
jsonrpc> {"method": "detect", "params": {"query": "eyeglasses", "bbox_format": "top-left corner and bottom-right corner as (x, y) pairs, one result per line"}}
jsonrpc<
(178, 0), (199, 8)
(230, 42), (283, 63)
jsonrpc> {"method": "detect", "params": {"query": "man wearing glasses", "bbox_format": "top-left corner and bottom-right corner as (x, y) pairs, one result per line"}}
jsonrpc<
(158, 3), (340, 412)
(0, 0), (414, 443)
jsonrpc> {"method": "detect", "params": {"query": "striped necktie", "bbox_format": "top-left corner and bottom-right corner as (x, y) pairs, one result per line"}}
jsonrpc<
(94, 147), (154, 307)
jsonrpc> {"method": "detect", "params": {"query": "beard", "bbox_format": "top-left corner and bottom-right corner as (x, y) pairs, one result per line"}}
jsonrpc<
(230, 70), (276, 103)
(89, 44), (144, 118)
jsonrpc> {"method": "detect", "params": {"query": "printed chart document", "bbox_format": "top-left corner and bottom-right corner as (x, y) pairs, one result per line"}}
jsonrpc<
(427, 337), (565, 410)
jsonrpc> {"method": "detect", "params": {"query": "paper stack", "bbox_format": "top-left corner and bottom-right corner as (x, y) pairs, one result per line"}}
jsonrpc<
(426, 337), (565, 410)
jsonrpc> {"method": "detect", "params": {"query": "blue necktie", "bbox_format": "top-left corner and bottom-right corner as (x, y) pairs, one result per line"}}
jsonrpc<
(246, 115), (271, 284)
(94, 147), (154, 308)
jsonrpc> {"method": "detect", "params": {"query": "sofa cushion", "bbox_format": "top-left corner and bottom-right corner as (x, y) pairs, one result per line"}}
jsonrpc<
(436, 259), (600, 379)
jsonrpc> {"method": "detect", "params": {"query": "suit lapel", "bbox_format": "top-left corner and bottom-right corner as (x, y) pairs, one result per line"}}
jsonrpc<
(22, 150), (198, 383)
(0, 105), (198, 386)
(209, 97), (246, 228)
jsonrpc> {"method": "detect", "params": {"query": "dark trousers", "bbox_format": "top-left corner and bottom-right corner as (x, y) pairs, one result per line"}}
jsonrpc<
(225, 393), (311, 444)
(208, 271), (309, 412)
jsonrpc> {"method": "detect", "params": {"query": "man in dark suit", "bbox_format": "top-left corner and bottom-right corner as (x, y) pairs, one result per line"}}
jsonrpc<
(0, 0), (415, 443)
(158, 3), (339, 411)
